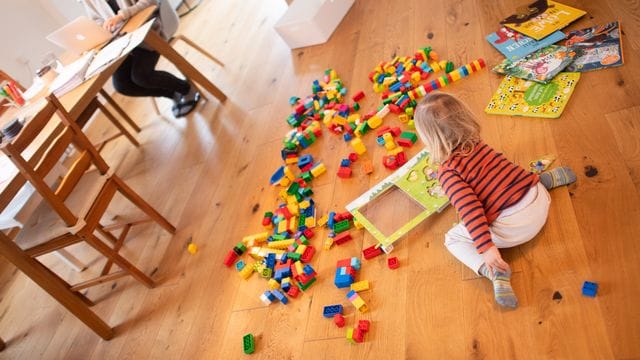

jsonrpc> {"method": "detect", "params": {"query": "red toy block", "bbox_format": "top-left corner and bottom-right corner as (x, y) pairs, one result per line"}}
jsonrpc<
(388, 257), (400, 269)
(358, 320), (370, 332)
(262, 217), (272, 227)
(348, 153), (358, 162)
(223, 250), (238, 267)
(337, 167), (352, 179)
(303, 228), (315, 239)
(383, 155), (399, 170)
(339, 212), (353, 220)
(388, 103), (402, 114)
(334, 232), (353, 245)
(390, 127), (402, 137)
(300, 163), (314, 172)
(396, 151), (407, 166)
(287, 285), (300, 298)
(294, 104), (305, 115)
(363, 244), (383, 260)
(397, 138), (414, 147)
(376, 126), (392, 137)
(353, 328), (365, 343)
(334, 313), (345, 328)
(336, 258), (352, 267)
(300, 245), (316, 262)
(352, 90), (365, 102)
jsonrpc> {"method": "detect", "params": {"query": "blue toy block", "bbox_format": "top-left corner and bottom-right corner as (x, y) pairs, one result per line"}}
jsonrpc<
(266, 253), (276, 270)
(281, 282), (291, 292)
(376, 136), (386, 146)
(272, 289), (288, 304)
(350, 257), (361, 270)
(303, 264), (315, 276)
(269, 166), (285, 185)
(343, 133), (353, 142)
(298, 154), (314, 169)
(328, 212), (336, 229)
(235, 260), (246, 272)
(340, 159), (351, 167)
(322, 304), (344, 318)
(582, 281), (598, 297)
(265, 291), (276, 302)
(346, 290), (356, 299)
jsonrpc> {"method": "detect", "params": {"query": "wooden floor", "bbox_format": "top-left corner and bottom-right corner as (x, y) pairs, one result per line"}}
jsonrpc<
(1, 0), (639, 358)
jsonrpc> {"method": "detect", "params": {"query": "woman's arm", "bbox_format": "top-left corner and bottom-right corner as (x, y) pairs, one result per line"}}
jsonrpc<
(118, 0), (159, 20)
(82, 1), (106, 26)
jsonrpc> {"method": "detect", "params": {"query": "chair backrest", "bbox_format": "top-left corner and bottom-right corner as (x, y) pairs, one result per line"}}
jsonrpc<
(159, 0), (180, 39)
(0, 94), (110, 227)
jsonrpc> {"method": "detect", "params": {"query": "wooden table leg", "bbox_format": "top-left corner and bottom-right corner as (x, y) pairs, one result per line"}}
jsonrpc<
(144, 31), (227, 103)
(0, 235), (114, 340)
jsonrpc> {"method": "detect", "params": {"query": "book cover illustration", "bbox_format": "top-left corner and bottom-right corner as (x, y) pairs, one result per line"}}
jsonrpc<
(500, 0), (586, 40)
(565, 21), (624, 72)
(484, 72), (581, 118)
(492, 45), (576, 84)
(486, 27), (566, 61)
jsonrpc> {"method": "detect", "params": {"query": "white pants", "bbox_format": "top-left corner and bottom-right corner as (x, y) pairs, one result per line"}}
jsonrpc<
(444, 182), (551, 274)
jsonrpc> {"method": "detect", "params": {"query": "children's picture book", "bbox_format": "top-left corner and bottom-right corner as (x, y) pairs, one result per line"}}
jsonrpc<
(346, 150), (449, 249)
(500, 0), (586, 40)
(565, 21), (624, 72)
(492, 45), (576, 84)
(484, 72), (580, 118)
(486, 27), (566, 61)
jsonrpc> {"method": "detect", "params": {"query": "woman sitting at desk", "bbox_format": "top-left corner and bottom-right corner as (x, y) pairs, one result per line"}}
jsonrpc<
(82, 0), (200, 117)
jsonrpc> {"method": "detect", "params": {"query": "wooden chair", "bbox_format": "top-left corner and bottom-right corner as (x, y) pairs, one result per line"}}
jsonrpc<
(0, 93), (176, 294)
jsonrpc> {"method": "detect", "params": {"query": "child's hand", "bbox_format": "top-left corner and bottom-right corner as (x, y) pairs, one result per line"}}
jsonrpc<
(482, 246), (510, 274)
(103, 14), (125, 32)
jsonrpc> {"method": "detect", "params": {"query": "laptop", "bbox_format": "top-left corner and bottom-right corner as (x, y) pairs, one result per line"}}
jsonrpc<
(46, 16), (116, 54)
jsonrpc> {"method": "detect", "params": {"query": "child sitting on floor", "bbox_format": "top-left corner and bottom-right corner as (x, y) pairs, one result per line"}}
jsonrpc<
(414, 92), (576, 308)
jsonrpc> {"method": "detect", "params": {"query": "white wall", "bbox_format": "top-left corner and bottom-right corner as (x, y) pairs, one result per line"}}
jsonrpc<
(0, 0), (85, 86)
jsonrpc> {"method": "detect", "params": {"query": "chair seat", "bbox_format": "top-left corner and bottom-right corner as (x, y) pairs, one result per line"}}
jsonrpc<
(14, 170), (109, 251)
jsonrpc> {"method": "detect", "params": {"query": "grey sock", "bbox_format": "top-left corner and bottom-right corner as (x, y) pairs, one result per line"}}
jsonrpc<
(540, 166), (577, 189)
(479, 264), (518, 309)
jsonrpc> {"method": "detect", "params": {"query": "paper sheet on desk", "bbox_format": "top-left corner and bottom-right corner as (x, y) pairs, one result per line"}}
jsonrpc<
(49, 51), (95, 96)
(121, 19), (155, 54)
(84, 34), (131, 79)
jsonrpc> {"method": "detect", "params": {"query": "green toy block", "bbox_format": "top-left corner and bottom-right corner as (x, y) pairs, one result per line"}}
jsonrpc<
(298, 235), (309, 245)
(288, 252), (301, 261)
(301, 172), (313, 183)
(353, 102), (360, 111)
(298, 277), (317, 291)
(287, 182), (300, 195)
(260, 268), (272, 278)
(445, 61), (455, 73)
(400, 131), (418, 144)
(272, 234), (286, 240)
(382, 98), (392, 105)
(243, 333), (255, 354)
(334, 220), (350, 233)
(301, 188), (313, 197)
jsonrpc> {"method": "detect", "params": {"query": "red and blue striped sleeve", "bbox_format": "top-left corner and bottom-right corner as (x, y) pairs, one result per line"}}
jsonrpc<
(439, 167), (494, 253)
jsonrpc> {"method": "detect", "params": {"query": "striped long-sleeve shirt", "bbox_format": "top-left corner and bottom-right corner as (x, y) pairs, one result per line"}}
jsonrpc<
(438, 142), (539, 253)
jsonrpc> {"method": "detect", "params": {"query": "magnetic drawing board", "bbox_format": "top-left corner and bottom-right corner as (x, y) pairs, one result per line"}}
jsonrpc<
(346, 149), (450, 247)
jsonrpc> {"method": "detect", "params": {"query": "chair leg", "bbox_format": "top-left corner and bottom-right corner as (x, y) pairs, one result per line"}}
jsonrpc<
(83, 232), (155, 289)
(99, 89), (142, 132)
(113, 176), (176, 235)
(96, 101), (140, 147)
(172, 35), (224, 67)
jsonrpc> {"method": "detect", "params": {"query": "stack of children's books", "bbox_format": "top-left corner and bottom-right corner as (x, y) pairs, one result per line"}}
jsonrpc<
(484, 0), (624, 118)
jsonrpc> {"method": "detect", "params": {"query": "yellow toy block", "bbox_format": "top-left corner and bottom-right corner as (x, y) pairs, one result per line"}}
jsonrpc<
(239, 265), (255, 280)
(287, 203), (299, 216)
(450, 69), (461, 82)
(347, 114), (361, 123)
(284, 166), (295, 181)
(285, 156), (298, 165)
(351, 138), (367, 155)
(353, 219), (364, 229)
(388, 147), (404, 156)
(373, 83), (384, 93)
(323, 237), (334, 250)
(305, 217), (316, 228)
(398, 114), (409, 123)
(367, 115), (382, 129)
(437, 77), (446, 88)
(352, 297), (367, 312)
(243, 232), (269, 245)
(267, 239), (295, 249)
(346, 328), (356, 344)
(383, 133), (395, 150)
(407, 120), (415, 129)
(287, 195), (298, 205)
(439, 60), (447, 69)
(411, 71), (421, 84)
(295, 244), (307, 255)
(329, 69), (337, 80)
(268, 278), (280, 290)
(350, 280), (370, 292)
(318, 214), (329, 227)
(429, 61), (440, 72)
(279, 177), (291, 187)
(288, 217), (298, 232)
(310, 163), (327, 177)
(465, 64), (473, 74)
(294, 261), (304, 275)
(277, 220), (288, 234)
(279, 189), (288, 201)
(333, 115), (347, 125)
(405, 107), (414, 117)
(472, 59), (482, 71)
(299, 200), (310, 209)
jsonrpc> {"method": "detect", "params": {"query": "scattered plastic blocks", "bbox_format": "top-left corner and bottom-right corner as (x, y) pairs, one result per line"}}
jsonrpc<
(243, 333), (255, 354)
(350, 138), (367, 155)
(582, 281), (598, 297)
(272, 289), (289, 304)
(334, 231), (352, 245)
(397, 131), (417, 147)
(346, 290), (368, 313)
(323, 304), (344, 318)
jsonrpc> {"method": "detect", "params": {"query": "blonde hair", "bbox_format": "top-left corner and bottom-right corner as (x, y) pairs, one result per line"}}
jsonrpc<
(414, 91), (481, 164)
